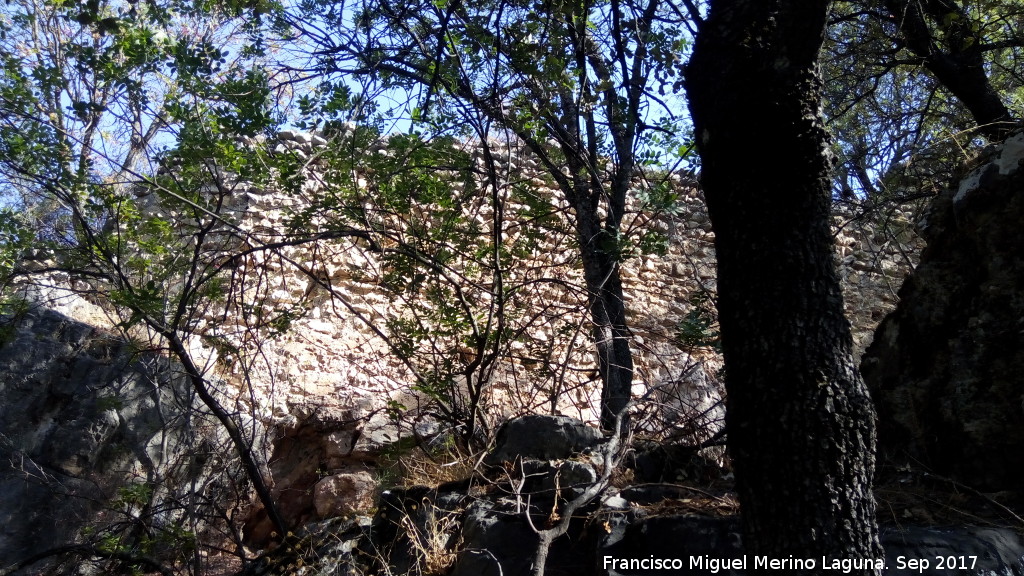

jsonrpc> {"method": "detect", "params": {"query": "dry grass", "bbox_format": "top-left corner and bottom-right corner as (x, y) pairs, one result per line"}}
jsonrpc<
(379, 443), (477, 489)
(635, 485), (740, 518)
(370, 442), (475, 576)
(404, 508), (463, 576)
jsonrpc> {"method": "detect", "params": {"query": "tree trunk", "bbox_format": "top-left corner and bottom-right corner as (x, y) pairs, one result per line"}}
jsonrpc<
(562, 162), (634, 431)
(686, 1), (882, 572)
(577, 208), (634, 431)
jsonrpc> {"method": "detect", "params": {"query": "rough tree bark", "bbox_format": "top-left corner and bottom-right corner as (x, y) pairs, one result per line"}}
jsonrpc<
(685, 0), (883, 572)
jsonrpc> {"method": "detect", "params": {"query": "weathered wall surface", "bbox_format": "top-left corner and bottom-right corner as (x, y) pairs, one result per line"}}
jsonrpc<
(221, 133), (919, 429)
(16, 132), (921, 440)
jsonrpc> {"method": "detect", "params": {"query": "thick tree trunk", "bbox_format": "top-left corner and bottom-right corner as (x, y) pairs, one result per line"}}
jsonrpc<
(686, 1), (882, 572)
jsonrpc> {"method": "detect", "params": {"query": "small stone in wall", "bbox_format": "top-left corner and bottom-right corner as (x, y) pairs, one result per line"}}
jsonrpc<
(323, 430), (356, 465)
(313, 469), (377, 519)
(351, 411), (402, 459)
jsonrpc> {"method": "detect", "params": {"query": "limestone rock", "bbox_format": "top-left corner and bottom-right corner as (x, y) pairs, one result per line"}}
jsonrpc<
(350, 411), (403, 459)
(511, 459), (598, 499)
(880, 526), (1024, 576)
(449, 500), (537, 576)
(862, 131), (1024, 493)
(313, 468), (377, 519)
(322, 429), (356, 466)
(0, 307), (234, 571)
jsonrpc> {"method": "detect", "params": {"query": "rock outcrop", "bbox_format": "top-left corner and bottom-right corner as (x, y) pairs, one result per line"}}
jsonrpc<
(862, 132), (1024, 495)
(0, 307), (242, 573)
(241, 415), (1024, 576)
(484, 414), (605, 465)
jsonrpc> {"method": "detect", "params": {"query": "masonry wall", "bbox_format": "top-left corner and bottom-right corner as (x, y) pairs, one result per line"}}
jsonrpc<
(19, 131), (924, 444)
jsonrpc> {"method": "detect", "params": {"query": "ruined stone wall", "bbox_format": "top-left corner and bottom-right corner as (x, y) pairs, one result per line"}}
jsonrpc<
(8, 132), (928, 543)
(17, 131), (924, 441)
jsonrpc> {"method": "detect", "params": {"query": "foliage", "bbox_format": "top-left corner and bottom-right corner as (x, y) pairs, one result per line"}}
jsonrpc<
(0, 0), (263, 210)
(0, 293), (29, 347)
(675, 291), (720, 352)
(824, 0), (1024, 206)
(0, 0), (303, 568)
(0, 208), (31, 284)
(271, 0), (700, 429)
(73, 483), (197, 574)
(0, 0), (1020, 569)
(279, 123), (583, 446)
